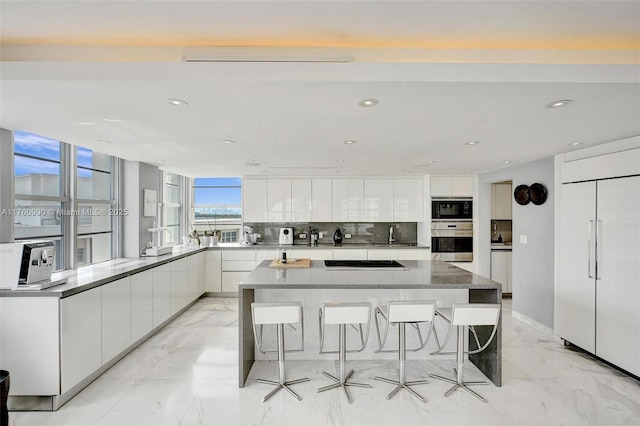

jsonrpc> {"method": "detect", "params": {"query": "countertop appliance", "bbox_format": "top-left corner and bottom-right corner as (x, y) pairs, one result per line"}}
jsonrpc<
(0, 240), (68, 290)
(241, 225), (257, 245)
(432, 198), (473, 221)
(431, 221), (473, 262)
(279, 227), (294, 245)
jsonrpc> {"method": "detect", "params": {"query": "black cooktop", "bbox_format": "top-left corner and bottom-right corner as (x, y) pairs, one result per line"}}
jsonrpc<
(324, 260), (406, 268)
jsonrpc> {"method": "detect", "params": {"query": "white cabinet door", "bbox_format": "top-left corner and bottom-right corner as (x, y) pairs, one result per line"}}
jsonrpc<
(556, 181), (597, 353)
(131, 269), (153, 343)
(60, 286), (102, 394)
(102, 277), (132, 363)
(312, 179), (333, 221)
(348, 179), (364, 221)
(188, 253), (204, 301)
(451, 176), (474, 196)
(506, 251), (513, 293)
(332, 179), (350, 221)
(205, 250), (222, 292)
(243, 179), (268, 222)
(492, 183), (512, 220)
(368, 249), (399, 260)
(222, 271), (252, 292)
(288, 249), (333, 260)
(431, 176), (473, 197)
(394, 179), (423, 222)
(170, 258), (189, 315)
(595, 176), (640, 375)
(430, 176), (452, 197)
(152, 263), (171, 327)
(267, 179), (292, 222)
(333, 249), (368, 260)
(291, 179), (312, 222)
(364, 179), (393, 222)
(397, 249), (430, 261)
(491, 251), (510, 293)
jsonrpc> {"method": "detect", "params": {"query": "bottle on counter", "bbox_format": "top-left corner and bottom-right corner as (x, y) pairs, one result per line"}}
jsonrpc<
(498, 234), (503, 243)
(333, 227), (343, 246)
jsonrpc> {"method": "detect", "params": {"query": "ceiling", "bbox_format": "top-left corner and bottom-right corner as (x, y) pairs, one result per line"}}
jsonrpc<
(1, 1), (639, 178)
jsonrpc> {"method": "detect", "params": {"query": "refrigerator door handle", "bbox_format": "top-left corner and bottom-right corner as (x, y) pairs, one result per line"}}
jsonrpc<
(588, 220), (595, 278)
(596, 220), (603, 280)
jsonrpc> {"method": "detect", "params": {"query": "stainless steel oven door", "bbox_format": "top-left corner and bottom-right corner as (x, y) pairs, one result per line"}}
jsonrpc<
(431, 222), (473, 262)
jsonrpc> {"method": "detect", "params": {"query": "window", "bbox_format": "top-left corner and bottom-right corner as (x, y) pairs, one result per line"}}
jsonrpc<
(163, 172), (182, 245)
(76, 147), (114, 266)
(192, 178), (242, 241)
(13, 131), (65, 270)
(13, 131), (118, 270)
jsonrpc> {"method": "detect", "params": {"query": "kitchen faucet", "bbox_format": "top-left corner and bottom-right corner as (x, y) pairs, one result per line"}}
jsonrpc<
(388, 224), (395, 244)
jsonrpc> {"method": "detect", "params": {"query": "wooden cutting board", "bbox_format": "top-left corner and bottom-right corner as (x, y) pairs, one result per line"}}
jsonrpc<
(268, 258), (311, 268)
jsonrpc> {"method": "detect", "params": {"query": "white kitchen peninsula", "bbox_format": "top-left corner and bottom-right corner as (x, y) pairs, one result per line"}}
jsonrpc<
(237, 259), (502, 388)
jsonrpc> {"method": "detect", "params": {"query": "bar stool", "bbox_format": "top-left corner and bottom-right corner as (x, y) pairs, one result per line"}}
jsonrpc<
(429, 304), (501, 403)
(373, 300), (436, 402)
(318, 302), (373, 404)
(251, 302), (310, 402)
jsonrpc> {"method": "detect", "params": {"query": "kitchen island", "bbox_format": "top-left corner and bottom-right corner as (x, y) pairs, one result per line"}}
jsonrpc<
(238, 259), (502, 388)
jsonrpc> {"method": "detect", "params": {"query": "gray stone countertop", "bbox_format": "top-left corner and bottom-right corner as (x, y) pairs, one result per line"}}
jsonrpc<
(239, 259), (498, 290)
(0, 245), (206, 298)
(0, 243), (430, 298)
(215, 242), (430, 250)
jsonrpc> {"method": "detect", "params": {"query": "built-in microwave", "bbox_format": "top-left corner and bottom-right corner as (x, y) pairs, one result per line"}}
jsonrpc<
(431, 198), (472, 221)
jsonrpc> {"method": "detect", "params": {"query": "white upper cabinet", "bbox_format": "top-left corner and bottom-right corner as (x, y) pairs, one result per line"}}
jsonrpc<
(267, 179), (292, 222)
(312, 179), (332, 222)
(491, 183), (512, 220)
(393, 179), (423, 222)
(364, 179), (393, 222)
(431, 176), (474, 197)
(242, 179), (268, 222)
(333, 178), (366, 222)
(291, 179), (312, 222)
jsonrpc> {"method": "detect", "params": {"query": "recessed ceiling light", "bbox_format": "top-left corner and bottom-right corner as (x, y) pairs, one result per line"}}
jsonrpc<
(344, 140), (357, 145)
(413, 161), (437, 167)
(156, 159), (165, 163)
(336, 159), (346, 163)
(78, 121), (96, 126)
(359, 98), (379, 107)
(103, 118), (123, 122)
(465, 141), (480, 146)
(546, 99), (573, 108)
(502, 160), (512, 164)
(167, 98), (188, 106)
(223, 140), (236, 144)
(97, 140), (111, 144)
(245, 160), (261, 166)
(569, 142), (582, 146)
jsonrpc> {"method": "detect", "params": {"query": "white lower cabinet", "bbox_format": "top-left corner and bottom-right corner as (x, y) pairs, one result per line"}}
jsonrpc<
(490, 250), (512, 293)
(101, 277), (132, 363)
(287, 249), (333, 260)
(152, 263), (171, 327)
(368, 249), (399, 260)
(170, 258), (189, 314)
(398, 249), (430, 260)
(221, 249), (256, 292)
(131, 269), (153, 343)
(60, 286), (102, 394)
(333, 249), (368, 260)
(205, 250), (222, 292)
(188, 252), (205, 301)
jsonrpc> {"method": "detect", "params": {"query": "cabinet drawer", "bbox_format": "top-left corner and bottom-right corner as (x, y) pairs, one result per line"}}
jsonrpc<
(397, 249), (430, 261)
(256, 250), (277, 261)
(333, 249), (368, 260)
(222, 271), (251, 292)
(222, 250), (256, 261)
(288, 249), (333, 260)
(368, 249), (399, 260)
(222, 260), (257, 271)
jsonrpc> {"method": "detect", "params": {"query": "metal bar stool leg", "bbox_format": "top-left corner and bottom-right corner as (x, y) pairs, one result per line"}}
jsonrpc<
(374, 323), (429, 403)
(318, 324), (372, 404)
(256, 323), (310, 403)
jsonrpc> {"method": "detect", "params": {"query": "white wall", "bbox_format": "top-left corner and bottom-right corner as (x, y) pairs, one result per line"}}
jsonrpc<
(123, 161), (160, 257)
(480, 157), (555, 328)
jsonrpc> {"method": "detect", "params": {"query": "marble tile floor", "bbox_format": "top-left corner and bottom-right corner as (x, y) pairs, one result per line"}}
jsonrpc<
(9, 298), (640, 426)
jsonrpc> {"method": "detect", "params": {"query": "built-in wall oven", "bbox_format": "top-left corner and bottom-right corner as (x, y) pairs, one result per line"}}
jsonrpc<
(432, 198), (472, 221)
(431, 221), (473, 262)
